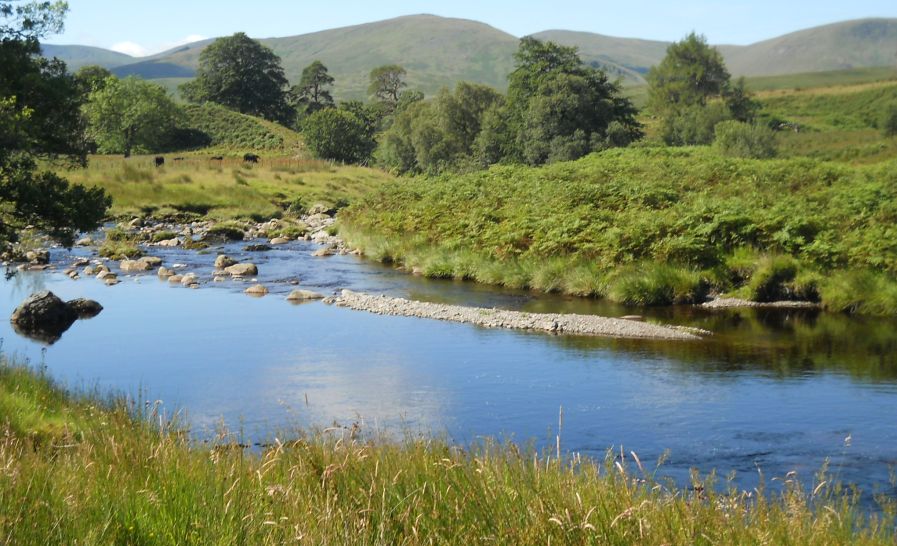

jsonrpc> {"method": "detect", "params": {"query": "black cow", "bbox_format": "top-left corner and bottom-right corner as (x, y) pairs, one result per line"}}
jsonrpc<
(154, 156), (165, 167)
(210, 156), (224, 161)
(173, 157), (185, 161)
(243, 153), (260, 163)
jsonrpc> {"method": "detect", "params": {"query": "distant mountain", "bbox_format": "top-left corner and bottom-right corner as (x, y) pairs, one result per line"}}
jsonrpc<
(719, 18), (897, 77)
(40, 15), (897, 97)
(39, 44), (134, 70)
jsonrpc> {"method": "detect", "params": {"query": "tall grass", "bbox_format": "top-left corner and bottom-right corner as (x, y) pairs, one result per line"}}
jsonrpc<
(1, 358), (894, 545)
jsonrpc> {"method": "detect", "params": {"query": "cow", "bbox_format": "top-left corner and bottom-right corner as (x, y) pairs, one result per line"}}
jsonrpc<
(154, 156), (165, 167)
(243, 153), (260, 163)
(210, 156), (224, 161)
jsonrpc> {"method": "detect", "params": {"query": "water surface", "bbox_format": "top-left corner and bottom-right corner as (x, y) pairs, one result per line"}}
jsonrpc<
(2, 240), (896, 502)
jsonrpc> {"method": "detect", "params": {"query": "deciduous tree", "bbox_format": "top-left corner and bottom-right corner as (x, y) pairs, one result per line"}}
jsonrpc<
(181, 32), (292, 124)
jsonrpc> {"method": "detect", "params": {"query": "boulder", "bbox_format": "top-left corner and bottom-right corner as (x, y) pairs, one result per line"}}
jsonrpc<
(244, 244), (272, 252)
(140, 256), (163, 269)
(155, 238), (181, 247)
(157, 266), (173, 278)
(96, 271), (117, 281)
(214, 255), (237, 269)
(225, 263), (258, 276)
(168, 274), (183, 284)
(120, 256), (163, 272)
(9, 291), (102, 344)
(75, 237), (94, 246)
(244, 284), (268, 296)
(25, 249), (49, 264)
(269, 237), (290, 245)
(286, 289), (324, 301)
(312, 247), (334, 257)
(67, 298), (103, 318)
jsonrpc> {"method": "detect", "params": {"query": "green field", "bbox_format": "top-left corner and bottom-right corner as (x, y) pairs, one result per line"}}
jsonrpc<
(342, 147), (897, 313)
(58, 155), (394, 220)
(0, 357), (892, 545)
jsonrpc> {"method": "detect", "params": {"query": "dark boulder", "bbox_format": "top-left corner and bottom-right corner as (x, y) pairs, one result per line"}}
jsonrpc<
(10, 291), (102, 344)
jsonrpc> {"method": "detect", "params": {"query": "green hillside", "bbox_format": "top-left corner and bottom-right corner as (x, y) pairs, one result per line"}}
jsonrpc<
(39, 43), (134, 70)
(181, 103), (304, 152)
(529, 30), (669, 84)
(720, 18), (897, 77)
(110, 15), (519, 99)
(46, 16), (897, 97)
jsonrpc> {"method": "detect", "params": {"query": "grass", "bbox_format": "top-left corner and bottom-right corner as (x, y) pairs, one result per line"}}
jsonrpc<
(180, 102), (305, 153)
(1, 357), (894, 545)
(56, 154), (395, 221)
(342, 147), (897, 312)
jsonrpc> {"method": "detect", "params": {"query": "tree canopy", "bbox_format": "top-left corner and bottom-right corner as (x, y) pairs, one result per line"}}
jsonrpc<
(368, 65), (407, 109)
(291, 60), (334, 119)
(180, 32), (292, 124)
(83, 76), (180, 157)
(302, 108), (376, 164)
(647, 33), (759, 145)
(0, 1), (109, 247)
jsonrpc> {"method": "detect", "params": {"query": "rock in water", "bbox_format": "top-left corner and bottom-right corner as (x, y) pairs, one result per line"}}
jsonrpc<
(245, 284), (268, 296)
(10, 291), (103, 344)
(67, 298), (103, 318)
(214, 255), (237, 268)
(286, 289), (324, 301)
(225, 263), (258, 276)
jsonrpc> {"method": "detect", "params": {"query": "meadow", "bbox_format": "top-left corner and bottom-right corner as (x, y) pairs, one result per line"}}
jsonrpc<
(0, 357), (894, 545)
(57, 155), (394, 221)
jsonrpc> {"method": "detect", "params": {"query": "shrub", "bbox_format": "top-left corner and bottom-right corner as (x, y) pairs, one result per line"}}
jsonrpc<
(98, 240), (142, 259)
(819, 270), (897, 314)
(302, 109), (375, 164)
(714, 120), (777, 159)
(661, 103), (732, 146)
(745, 255), (799, 301)
(883, 103), (897, 137)
(205, 222), (246, 241)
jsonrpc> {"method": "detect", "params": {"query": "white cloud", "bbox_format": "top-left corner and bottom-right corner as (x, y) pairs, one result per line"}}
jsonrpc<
(108, 34), (208, 58)
(110, 41), (148, 57)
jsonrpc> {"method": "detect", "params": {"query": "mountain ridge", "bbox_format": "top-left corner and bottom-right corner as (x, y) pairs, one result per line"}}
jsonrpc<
(41, 15), (897, 97)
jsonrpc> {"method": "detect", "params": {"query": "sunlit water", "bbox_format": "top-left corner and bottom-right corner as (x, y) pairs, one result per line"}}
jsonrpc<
(2, 238), (896, 503)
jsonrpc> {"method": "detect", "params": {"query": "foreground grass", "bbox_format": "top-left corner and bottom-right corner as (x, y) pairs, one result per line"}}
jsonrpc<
(342, 147), (897, 312)
(57, 155), (395, 220)
(0, 358), (894, 545)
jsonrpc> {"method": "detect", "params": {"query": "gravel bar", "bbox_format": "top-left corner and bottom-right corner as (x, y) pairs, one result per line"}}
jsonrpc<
(700, 298), (820, 309)
(325, 290), (706, 341)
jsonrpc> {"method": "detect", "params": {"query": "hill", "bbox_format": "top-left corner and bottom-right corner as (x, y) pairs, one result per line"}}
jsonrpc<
(39, 44), (134, 70)
(109, 15), (519, 99)
(42, 16), (897, 96)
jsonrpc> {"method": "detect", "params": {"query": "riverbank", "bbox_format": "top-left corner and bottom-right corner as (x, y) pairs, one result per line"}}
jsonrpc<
(327, 289), (706, 340)
(341, 147), (897, 315)
(1, 357), (893, 545)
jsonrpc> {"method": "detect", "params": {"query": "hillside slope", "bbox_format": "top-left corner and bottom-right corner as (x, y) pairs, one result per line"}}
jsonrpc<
(110, 15), (520, 99)
(39, 44), (134, 70)
(44, 16), (897, 94)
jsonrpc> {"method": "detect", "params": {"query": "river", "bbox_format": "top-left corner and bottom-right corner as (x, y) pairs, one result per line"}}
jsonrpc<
(2, 237), (896, 503)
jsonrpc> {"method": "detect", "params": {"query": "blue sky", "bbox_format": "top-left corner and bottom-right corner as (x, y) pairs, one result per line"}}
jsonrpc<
(45, 0), (897, 57)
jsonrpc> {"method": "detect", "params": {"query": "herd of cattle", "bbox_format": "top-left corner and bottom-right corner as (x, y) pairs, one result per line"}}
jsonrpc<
(153, 153), (260, 167)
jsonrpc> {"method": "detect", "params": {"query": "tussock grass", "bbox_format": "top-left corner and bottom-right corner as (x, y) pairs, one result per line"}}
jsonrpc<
(55, 155), (394, 221)
(1, 358), (894, 545)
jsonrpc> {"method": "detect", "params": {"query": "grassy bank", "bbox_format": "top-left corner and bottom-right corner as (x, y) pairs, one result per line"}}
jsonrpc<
(341, 147), (897, 313)
(56, 155), (394, 221)
(0, 358), (894, 545)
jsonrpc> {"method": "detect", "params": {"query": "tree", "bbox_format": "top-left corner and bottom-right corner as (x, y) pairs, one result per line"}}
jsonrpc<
(506, 38), (642, 165)
(1, 1), (109, 247)
(180, 32), (292, 123)
(647, 33), (730, 111)
(713, 120), (777, 159)
(368, 64), (407, 108)
(647, 33), (759, 145)
(73, 64), (112, 94)
(83, 76), (180, 157)
(377, 82), (504, 174)
(291, 60), (334, 119)
(302, 108), (375, 164)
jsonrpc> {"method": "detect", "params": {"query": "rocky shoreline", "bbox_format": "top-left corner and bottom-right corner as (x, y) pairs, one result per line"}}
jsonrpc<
(325, 290), (708, 341)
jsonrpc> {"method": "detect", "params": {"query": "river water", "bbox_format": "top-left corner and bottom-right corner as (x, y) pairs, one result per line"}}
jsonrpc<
(1, 238), (896, 502)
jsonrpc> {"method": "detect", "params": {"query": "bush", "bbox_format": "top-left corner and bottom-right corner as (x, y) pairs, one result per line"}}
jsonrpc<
(661, 103), (732, 146)
(205, 222), (246, 241)
(302, 109), (375, 164)
(745, 255), (799, 301)
(714, 120), (777, 159)
(883, 103), (897, 137)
